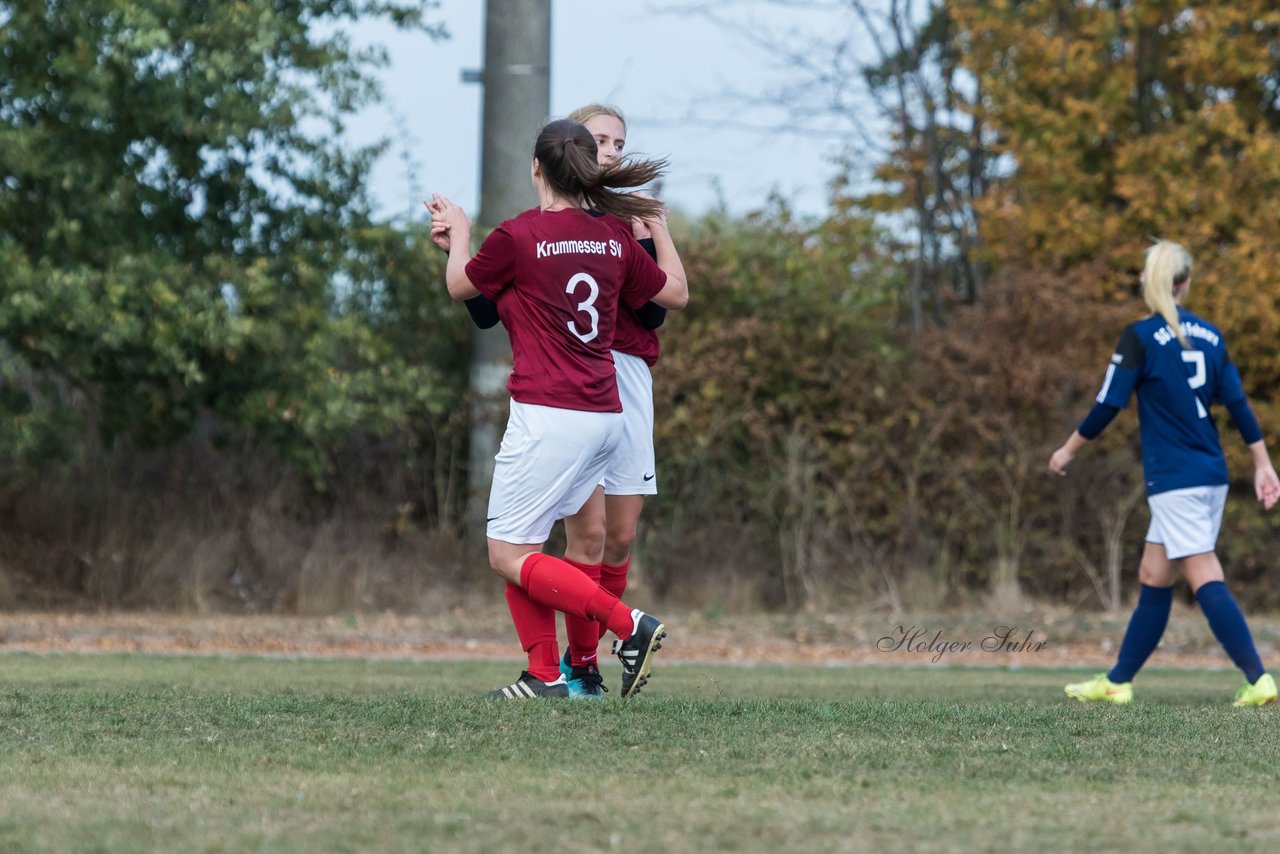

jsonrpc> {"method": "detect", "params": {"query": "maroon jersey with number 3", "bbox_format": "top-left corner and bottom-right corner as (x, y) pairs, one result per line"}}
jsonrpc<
(465, 207), (667, 412)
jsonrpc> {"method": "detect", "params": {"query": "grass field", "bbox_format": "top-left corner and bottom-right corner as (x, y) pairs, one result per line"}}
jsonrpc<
(1, 653), (1277, 852)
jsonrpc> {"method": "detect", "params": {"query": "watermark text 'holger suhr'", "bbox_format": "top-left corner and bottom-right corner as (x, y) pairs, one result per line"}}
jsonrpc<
(876, 625), (1049, 664)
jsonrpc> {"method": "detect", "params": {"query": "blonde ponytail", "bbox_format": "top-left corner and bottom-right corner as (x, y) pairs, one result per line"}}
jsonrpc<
(1142, 240), (1193, 348)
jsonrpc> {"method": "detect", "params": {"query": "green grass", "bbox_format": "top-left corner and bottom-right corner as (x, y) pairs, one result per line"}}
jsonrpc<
(1, 654), (1278, 852)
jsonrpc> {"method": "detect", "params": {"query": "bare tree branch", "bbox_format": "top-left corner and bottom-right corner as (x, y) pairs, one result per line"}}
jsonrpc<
(647, 0), (994, 319)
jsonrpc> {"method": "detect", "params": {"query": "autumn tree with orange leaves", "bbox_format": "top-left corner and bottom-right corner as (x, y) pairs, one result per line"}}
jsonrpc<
(955, 1), (1280, 399)
(943, 1), (1280, 600)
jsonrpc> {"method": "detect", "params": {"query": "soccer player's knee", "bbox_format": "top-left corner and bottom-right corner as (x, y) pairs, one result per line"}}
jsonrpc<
(573, 527), (606, 562)
(604, 527), (636, 564)
(1137, 559), (1168, 587)
(486, 550), (517, 581)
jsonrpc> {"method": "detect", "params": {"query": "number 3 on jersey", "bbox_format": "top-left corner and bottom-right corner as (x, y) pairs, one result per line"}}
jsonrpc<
(565, 272), (600, 343)
(1182, 350), (1208, 418)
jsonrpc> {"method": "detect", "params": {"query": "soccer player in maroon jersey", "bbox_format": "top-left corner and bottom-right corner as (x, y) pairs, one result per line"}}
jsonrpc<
(448, 104), (679, 699)
(427, 119), (688, 699)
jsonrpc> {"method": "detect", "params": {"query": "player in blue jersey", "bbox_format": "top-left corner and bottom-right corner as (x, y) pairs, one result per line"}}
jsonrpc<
(1049, 240), (1279, 706)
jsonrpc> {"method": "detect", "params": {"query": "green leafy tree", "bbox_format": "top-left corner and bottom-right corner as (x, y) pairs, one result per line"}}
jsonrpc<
(0, 0), (459, 483)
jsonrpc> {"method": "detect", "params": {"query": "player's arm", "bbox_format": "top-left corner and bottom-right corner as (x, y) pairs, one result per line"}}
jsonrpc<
(1049, 430), (1091, 476)
(634, 238), (669, 328)
(464, 296), (501, 329)
(632, 237), (668, 330)
(427, 198), (500, 326)
(1217, 351), (1279, 509)
(644, 213), (688, 310)
(1216, 354), (1264, 446)
(1049, 402), (1124, 474)
(1247, 440), (1280, 510)
(428, 194), (480, 300)
(443, 229), (479, 301)
(1049, 326), (1141, 475)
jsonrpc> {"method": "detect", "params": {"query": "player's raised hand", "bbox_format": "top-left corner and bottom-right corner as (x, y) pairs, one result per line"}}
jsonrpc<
(426, 193), (470, 251)
(631, 192), (668, 239)
(424, 197), (450, 251)
(424, 192), (454, 215)
(1255, 464), (1280, 510)
(432, 194), (469, 229)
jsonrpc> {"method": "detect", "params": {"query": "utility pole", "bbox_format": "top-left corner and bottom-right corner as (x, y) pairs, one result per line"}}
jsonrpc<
(467, 0), (551, 553)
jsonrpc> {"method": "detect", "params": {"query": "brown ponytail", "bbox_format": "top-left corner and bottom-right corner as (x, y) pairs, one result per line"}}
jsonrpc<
(532, 119), (665, 222)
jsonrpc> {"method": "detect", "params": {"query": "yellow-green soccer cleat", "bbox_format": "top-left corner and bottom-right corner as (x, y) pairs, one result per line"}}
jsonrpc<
(1064, 673), (1133, 704)
(1232, 673), (1278, 707)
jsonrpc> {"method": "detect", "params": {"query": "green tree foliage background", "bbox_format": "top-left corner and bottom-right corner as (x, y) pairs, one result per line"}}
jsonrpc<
(0, 0), (465, 482)
(0, 1), (473, 610)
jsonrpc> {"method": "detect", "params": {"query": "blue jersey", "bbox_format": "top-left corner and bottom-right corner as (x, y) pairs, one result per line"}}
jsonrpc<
(1095, 307), (1250, 495)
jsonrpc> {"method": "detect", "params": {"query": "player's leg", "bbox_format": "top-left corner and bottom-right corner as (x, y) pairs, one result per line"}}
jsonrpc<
(1185, 548), (1252, 675)
(1184, 555), (1275, 705)
(483, 539), (565, 698)
(560, 400), (666, 697)
(603, 493), (644, 568)
(559, 488), (608, 697)
(1066, 508), (1177, 704)
(1171, 486), (1273, 705)
(1107, 541), (1175, 683)
(598, 493), (644, 627)
(501, 545), (666, 698)
(484, 402), (606, 699)
(597, 497), (661, 696)
(481, 401), (567, 698)
(489, 535), (642, 700)
(487, 402), (666, 697)
(598, 352), (657, 652)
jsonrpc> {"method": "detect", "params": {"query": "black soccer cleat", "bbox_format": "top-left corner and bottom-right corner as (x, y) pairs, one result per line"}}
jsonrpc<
(486, 671), (570, 700)
(613, 609), (666, 698)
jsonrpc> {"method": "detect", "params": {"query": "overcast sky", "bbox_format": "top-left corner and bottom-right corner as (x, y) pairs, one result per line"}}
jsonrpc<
(351, 1), (868, 224)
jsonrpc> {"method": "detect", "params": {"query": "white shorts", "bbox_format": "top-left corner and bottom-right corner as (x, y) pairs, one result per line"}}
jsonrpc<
(1145, 485), (1228, 560)
(602, 351), (657, 496)
(487, 400), (623, 544)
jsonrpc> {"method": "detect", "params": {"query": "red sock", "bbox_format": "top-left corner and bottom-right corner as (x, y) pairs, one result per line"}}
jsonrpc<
(563, 559), (603, 667)
(504, 581), (560, 682)
(520, 553), (635, 639)
(597, 557), (631, 640)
